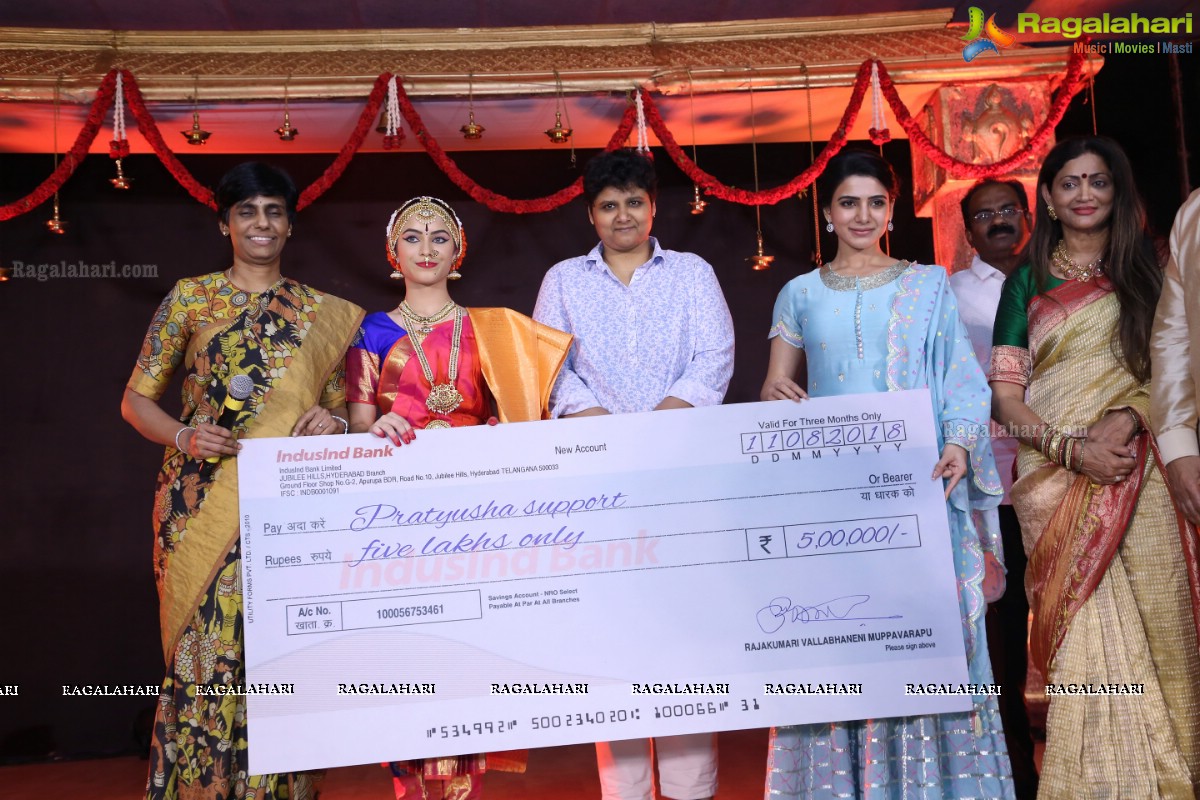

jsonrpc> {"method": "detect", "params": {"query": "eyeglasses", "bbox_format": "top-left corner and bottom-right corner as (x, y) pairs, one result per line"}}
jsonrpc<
(971, 207), (1026, 223)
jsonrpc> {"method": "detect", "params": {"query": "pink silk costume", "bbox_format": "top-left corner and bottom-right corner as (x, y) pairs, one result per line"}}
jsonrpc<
(345, 307), (573, 797)
(347, 311), (493, 428)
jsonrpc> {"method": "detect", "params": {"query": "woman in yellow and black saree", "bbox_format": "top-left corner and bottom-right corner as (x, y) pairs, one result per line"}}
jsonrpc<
(346, 196), (571, 800)
(121, 163), (364, 800)
(990, 137), (1200, 799)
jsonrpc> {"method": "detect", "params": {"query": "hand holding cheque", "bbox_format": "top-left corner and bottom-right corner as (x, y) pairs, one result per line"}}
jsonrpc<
(237, 390), (971, 774)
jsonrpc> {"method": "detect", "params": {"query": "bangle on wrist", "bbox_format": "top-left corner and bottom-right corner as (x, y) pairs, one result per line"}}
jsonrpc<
(1043, 428), (1063, 461)
(1037, 425), (1087, 471)
(330, 415), (349, 434)
(1037, 425), (1057, 455)
(1123, 407), (1141, 434)
(175, 426), (195, 453)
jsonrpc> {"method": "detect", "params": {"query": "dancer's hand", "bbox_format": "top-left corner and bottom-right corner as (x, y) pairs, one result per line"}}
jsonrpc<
(371, 412), (415, 446)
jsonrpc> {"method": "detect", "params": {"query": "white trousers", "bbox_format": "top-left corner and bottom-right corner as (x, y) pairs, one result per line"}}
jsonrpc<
(595, 734), (718, 800)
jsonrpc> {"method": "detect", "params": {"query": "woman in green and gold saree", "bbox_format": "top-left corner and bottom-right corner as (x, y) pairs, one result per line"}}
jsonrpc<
(121, 163), (364, 800)
(990, 137), (1200, 798)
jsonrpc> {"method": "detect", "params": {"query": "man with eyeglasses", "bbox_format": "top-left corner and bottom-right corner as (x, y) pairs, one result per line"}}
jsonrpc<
(950, 177), (1038, 799)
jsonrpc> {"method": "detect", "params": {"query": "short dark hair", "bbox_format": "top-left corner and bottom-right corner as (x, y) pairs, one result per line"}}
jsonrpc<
(583, 149), (657, 205)
(960, 178), (1029, 227)
(215, 162), (299, 224)
(816, 149), (900, 209)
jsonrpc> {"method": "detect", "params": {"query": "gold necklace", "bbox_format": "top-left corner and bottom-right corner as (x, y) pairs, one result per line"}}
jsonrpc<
(399, 304), (465, 419)
(396, 300), (456, 335)
(1052, 239), (1104, 282)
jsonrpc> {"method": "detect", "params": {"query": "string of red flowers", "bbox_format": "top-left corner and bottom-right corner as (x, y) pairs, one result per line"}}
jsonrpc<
(297, 73), (390, 210)
(1, 49), (1086, 222)
(0, 70), (117, 221)
(393, 80), (639, 213)
(120, 70), (216, 209)
(874, 46), (1087, 178)
(640, 60), (873, 206)
(121, 70), (390, 211)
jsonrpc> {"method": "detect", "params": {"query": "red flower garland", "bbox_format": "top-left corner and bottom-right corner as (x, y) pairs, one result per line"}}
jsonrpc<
(0, 70), (117, 221)
(874, 46), (1087, 178)
(1, 51), (1087, 223)
(297, 73), (390, 210)
(393, 81), (638, 213)
(120, 70), (216, 209)
(640, 60), (874, 206)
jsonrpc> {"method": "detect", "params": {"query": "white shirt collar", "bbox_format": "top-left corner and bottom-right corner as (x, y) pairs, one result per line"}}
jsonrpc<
(586, 237), (664, 274)
(968, 253), (1007, 282)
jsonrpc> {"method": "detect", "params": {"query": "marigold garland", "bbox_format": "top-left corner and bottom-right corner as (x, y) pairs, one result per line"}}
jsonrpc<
(0, 48), (1087, 222)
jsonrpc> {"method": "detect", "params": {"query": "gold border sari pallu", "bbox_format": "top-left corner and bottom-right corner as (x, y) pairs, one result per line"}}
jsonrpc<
(158, 280), (364, 663)
(375, 307), (573, 424)
(1016, 275), (1200, 681)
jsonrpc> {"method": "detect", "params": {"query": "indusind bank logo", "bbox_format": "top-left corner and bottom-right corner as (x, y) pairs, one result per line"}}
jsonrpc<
(961, 7), (1015, 61)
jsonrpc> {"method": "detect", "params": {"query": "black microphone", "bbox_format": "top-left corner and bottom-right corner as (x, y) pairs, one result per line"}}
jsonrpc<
(205, 373), (255, 464)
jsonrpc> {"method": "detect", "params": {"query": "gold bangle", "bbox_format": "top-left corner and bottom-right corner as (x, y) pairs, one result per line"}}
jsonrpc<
(1049, 430), (1064, 463)
(1037, 425), (1057, 456)
(1123, 407), (1141, 434)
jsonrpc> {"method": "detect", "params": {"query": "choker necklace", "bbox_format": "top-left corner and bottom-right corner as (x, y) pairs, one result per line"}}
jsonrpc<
(397, 300), (456, 335)
(820, 260), (907, 292)
(398, 304), (465, 420)
(1052, 240), (1104, 282)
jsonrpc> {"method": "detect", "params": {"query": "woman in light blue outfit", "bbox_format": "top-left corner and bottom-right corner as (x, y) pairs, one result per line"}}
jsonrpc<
(760, 150), (1014, 800)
